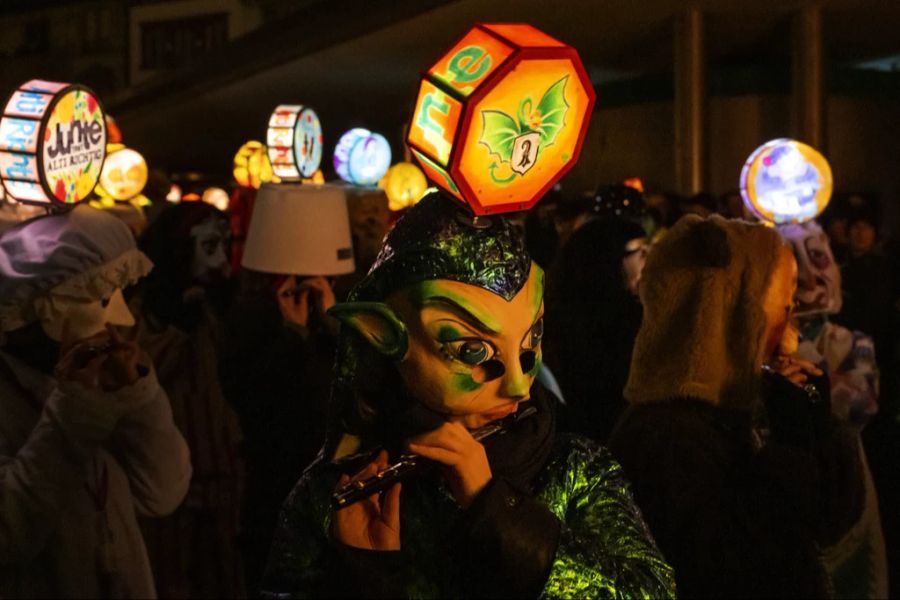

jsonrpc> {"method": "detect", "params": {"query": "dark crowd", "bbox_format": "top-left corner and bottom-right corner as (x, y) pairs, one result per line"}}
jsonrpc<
(1, 177), (897, 598)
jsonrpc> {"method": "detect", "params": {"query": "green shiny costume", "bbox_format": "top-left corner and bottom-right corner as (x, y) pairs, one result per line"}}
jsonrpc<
(261, 194), (676, 598)
(263, 434), (675, 598)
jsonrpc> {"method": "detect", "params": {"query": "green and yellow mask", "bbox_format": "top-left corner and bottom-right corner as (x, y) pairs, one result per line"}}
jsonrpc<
(327, 192), (543, 456)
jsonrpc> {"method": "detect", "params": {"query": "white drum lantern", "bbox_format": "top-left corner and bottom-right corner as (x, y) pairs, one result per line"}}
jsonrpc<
(266, 105), (323, 181)
(0, 80), (107, 206)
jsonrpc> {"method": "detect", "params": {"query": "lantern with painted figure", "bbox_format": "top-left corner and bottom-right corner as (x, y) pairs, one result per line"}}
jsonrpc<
(740, 138), (832, 225)
(233, 140), (277, 189)
(380, 161), (428, 211)
(407, 23), (595, 216)
(267, 105), (323, 181)
(0, 80), (107, 207)
(333, 128), (392, 186)
(96, 144), (148, 202)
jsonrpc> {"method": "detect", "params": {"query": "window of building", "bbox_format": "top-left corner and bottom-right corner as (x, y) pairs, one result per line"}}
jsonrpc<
(140, 12), (228, 70)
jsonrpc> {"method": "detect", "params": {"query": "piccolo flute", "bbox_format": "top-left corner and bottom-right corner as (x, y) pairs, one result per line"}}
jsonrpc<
(331, 405), (537, 509)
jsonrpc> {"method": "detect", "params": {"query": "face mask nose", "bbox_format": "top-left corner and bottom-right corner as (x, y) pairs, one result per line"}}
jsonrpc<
(103, 288), (135, 327)
(499, 354), (532, 400)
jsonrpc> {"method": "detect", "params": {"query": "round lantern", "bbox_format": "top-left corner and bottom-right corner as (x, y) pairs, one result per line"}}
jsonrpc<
(407, 23), (595, 216)
(202, 187), (230, 212)
(740, 138), (832, 225)
(333, 128), (392, 186)
(97, 144), (148, 201)
(0, 79), (107, 206)
(233, 140), (276, 189)
(267, 105), (323, 181)
(380, 162), (428, 211)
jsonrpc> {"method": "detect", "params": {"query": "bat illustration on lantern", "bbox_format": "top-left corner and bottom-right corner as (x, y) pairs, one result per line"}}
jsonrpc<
(479, 75), (569, 184)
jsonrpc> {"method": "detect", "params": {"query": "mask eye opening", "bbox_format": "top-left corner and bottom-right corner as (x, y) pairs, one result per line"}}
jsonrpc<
(473, 359), (505, 383)
(520, 350), (537, 374)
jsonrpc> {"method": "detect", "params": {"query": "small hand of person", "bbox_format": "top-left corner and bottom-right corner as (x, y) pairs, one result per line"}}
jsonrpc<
(299, 276), (336, 319)
(56, 323), (140, 392)
(276, 275), (311, 328)
(333, 450), (402, 551)
(298, 276), (340, 336)
(407, 422), (492, 509)
(769, 355), (824, 387)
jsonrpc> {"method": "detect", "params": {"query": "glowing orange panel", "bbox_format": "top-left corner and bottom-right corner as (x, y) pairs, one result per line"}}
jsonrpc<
(481, 23), (565, 48)
(411, 148), (463, 201)
(429, 28), (514, 97)
(406, 23), (595, 216)
(455, 57), (593, 214)
(408, 80), (463, 166)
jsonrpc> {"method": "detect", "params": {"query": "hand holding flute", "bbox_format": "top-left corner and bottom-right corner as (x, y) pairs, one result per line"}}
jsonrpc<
(331, 410), (531, 551)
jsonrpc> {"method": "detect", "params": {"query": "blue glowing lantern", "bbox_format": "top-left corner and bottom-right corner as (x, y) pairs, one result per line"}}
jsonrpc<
(740, 138), (832, 225)
(333, 128), (392, 186)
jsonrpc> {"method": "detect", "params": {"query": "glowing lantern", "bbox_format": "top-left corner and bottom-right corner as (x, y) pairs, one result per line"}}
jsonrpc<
(267, 105), (323, 181)
(623, 177), (644, 193)
(741, 138), (832, 225)
(407, 23), (595, 215)
(167, 183), (182, 203)
(333, 128), (392, 186)
(303, 169), (325, 185)
(380, 162), (428, 211)
(203, 187), (230, 212)
(96, 144), (148, 201)
(233, 140), (276, 189)
(0, 79), (107, 206)
(106, 114), (122, 144)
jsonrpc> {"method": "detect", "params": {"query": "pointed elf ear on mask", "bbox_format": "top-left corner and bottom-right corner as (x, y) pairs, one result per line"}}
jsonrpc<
(328, 301), (408, 360)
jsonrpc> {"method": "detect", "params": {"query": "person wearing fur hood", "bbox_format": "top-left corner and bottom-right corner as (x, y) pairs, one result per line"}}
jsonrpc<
(0, 205), (191, 598)
(609, 214), (865, 598)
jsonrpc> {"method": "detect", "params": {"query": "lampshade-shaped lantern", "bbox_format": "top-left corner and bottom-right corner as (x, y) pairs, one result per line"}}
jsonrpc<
(242, 183), (355, 275)
(407, 23), (595, 215)
(267, 105), (323, 181)
(333, 128), (391, 186)
(740, 138), (832, 225)
(0, 80), (107, 206)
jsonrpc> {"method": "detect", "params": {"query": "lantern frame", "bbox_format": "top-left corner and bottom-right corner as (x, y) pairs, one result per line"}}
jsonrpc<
(406, 23), (596, 216)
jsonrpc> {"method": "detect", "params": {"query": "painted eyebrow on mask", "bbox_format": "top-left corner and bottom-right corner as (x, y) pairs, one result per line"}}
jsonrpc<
(420, 296), (501, 335)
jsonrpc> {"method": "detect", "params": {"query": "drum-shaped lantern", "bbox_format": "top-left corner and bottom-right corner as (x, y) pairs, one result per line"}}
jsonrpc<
(0, 80), (107, 206)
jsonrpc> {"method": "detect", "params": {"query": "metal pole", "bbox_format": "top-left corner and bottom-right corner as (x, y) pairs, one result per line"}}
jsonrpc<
(674, 7), (706, 194)
(792, 5), (825, 149)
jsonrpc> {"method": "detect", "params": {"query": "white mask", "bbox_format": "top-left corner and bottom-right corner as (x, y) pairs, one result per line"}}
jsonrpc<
(779, 222), (842, 316)
(40, 288), (135, 342)
(190, 217), (231, 284)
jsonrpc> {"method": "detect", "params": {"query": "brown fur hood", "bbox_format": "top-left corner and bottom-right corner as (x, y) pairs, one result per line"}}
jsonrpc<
(624, 215), (785, 410)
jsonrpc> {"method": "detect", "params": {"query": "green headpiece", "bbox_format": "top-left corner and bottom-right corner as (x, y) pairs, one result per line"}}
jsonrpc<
(350, 192), (531, 302)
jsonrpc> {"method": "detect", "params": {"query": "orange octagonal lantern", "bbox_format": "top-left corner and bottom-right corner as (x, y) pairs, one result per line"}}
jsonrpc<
(407, 23), (595, 215)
